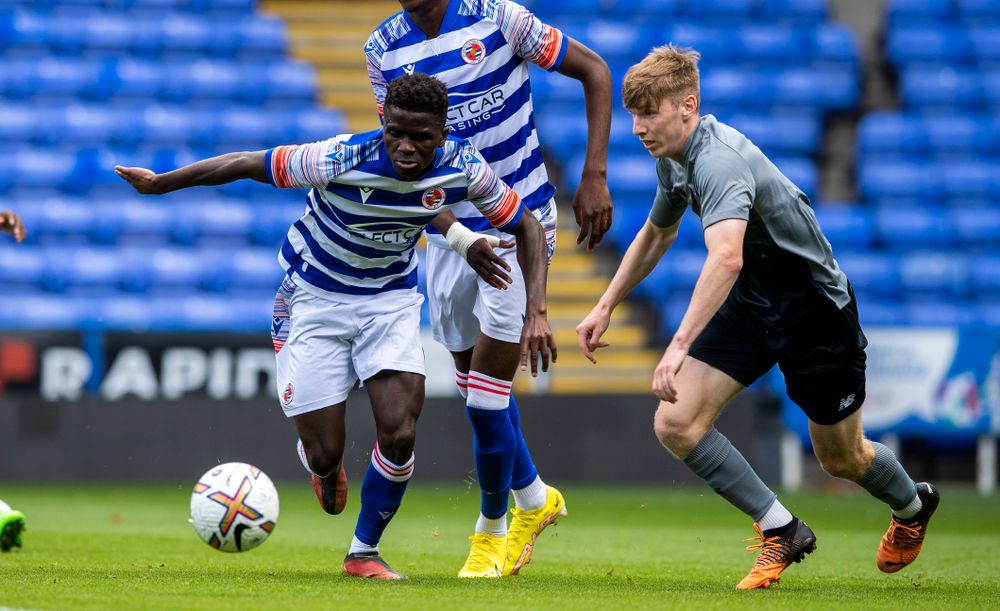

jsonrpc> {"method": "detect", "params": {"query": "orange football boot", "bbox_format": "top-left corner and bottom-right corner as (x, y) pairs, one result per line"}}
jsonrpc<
(736, 518), (817, 590)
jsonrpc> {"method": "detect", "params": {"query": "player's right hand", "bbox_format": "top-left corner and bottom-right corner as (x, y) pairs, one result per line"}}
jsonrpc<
(466, 237), (515, 290)
(520, 313), (557, 377)
(0, 211), (26, 243)
(575, 307), (611, 364)
(115, 166), (162, 195)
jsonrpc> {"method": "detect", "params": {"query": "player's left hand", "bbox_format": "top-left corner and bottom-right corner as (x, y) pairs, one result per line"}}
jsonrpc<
(520, 313), (557, 377)
(0, 210), (26, 243)
(466, 237), (515, 290)
(652, 340), (687, 403)
(571, 173), (613, 250)
(115, 166), (162, 195)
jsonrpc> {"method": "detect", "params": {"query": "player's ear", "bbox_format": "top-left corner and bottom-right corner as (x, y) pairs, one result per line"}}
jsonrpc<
(682, 94), (698, 119)
(439, 125), (450, 146)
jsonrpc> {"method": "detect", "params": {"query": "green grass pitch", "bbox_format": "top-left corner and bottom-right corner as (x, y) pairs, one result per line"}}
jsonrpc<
(1, 483), (998, 610)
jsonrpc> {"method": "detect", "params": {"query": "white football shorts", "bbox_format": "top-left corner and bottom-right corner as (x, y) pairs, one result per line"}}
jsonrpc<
(271, 277), (426, 417)
(427, 201), (557, 351)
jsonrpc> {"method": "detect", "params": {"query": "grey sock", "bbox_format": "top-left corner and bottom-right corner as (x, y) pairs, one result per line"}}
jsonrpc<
(683, 427), (777, 521)
(855, 442), (918, 510)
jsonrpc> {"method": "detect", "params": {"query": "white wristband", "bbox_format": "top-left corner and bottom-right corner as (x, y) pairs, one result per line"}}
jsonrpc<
(445, 222), (502, 261)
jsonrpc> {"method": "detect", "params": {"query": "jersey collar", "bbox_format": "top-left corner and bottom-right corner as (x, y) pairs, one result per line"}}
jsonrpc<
(403, 0), (461, 41)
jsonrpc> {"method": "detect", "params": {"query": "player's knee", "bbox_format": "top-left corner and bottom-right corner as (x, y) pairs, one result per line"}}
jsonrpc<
(377, 419), (417, 463)
(303, 443), (343, 479)
(652, 412), (699, 458)
(816, 449), (868, 480)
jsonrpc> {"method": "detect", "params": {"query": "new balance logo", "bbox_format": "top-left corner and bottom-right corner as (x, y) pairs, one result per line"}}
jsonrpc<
(839, 394), (856, 411)
(359, 187), (374, 203)
(403, 64), (415, 75)
(379, 510), (395, 520)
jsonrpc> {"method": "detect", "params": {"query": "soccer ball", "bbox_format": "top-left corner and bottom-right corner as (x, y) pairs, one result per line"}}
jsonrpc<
(189, 462), (279, 553)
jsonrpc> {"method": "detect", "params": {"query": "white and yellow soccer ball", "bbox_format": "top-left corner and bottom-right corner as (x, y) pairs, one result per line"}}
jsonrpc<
(189, 462), (279, 553)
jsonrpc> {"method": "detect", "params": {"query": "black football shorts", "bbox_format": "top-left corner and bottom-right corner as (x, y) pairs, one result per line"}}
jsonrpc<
(688, 291), (867, 425)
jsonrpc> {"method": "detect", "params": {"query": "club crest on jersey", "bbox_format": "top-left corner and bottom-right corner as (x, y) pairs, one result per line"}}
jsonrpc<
(282, 383), (294, 406)
(461, 39), (486, 65)
(421, 187), (446, 210)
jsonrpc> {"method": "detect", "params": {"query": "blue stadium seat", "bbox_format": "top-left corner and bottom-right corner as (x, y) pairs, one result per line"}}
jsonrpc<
(701, 68), (760, 108)
(877, 205), (954, 249)
(0, 104), (40, 144)
(43, 247), (127, 293)
(5, 58), (104, 101)
(925, 115), (983, 156)
(665, 25), (734, 65)
(572, 20), (653, 63)
(720, 113), (820, 155)
(899, 252), (970, 296)
(291, 108), (348, 144)
(735, 26), (802, 64)
(10, 148), (78, 191)
(607, 201), (651, 252)
(887, 27), (970, 67)
(759, 0), (827, 23)
(901, 68), (982, 108)
(174, 200), (255, 246)
(969, 27), (1000, 63)
(905, 299), (978, 326)
(0, 10), (52, 52)
(215, 108), (278, 149)
(684, 0), (752, 22)
(138, 247), (209, 292)
(136, 105), (209, 147)
(813, 204), (876, 250)
(188, 0), (256, 15)
(943, 162), (1000, 199)
(771, 157), (817, 200)
(158, 13), (216, 57)
(773, 68), (857, 109)
(605, 156), (660, 198)
(0, 246), (46, 288)
(811, 24), (857, 65)
(857, 112), (926, 158)
(163, 60), (242, 103)
(954, 206), (1000, 247)
(888, 0), (953, 26)
(206, 248), (284, 292)
(970, 254), (1000, 295)
(2, 295), (90, 330)
(855, 298), (909, 326)
(250, 206), (301, 247)
(92, 197), (174, 245)
(250, 61), (316, 108)
(983, 70), (1000, 106)
(35, 196), (95, 243)
(957, 0), (1000, 22)
(522, 0), (604, 19)
(233, 16), (287, 59)
(52, 104), (124, 146)
(606, 0), (677, 18)
(859, 161), (943, 201)
(109, 58), (165, 101)
(836, 252), (900, 297)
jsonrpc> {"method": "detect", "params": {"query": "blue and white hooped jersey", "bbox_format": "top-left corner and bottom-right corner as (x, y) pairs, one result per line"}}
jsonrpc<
(265, 130), (526, 300)
(365, 0), (568, 240)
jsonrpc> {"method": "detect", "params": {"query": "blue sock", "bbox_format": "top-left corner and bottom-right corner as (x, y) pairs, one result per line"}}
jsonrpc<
(466, 371), (516, 519)
(353, 444), (413, 547)
(507, 394), (539, 490)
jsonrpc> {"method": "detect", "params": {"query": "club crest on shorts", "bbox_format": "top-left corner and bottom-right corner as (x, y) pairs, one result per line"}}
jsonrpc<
(421, 186), (446, 210)
(282, 383), (294, 406)
(461, 39), (486, 65)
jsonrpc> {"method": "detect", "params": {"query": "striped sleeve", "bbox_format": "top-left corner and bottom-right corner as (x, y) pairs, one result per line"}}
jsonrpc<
(463, 144), (525, 232)
(364, 36), (388, 118)
(264, 139), (346, 190)
(491, 0), (568, 71)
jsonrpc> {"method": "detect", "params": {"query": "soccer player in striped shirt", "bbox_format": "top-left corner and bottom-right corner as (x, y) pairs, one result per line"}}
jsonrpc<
(116, 73), (556, 580)
(366, 0), (612, 577)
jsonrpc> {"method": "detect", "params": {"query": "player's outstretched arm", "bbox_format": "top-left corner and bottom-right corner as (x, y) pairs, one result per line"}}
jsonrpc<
(115, 151), (268, 195)
(507, 212), (556, 377)
(577, 219), (679, 363)
(0, 211), (26, 243)
(653, 218), (746, 403)
(432, 211), (515, 290)
(557, 38), (614, 250)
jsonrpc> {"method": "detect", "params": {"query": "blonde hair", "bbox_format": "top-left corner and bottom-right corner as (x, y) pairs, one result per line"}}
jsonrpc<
(622, 45), (701, 114)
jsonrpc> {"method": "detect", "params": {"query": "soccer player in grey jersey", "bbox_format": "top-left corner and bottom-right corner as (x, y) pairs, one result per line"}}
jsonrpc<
(576, 46), (939, 589)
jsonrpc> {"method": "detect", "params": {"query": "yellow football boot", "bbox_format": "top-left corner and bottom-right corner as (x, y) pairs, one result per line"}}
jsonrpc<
(504, 486), (567, 575)
(458, 532), (507, 578)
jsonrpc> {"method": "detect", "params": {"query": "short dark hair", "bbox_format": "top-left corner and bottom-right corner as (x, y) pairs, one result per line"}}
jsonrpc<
(384, 73), (449, 126)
